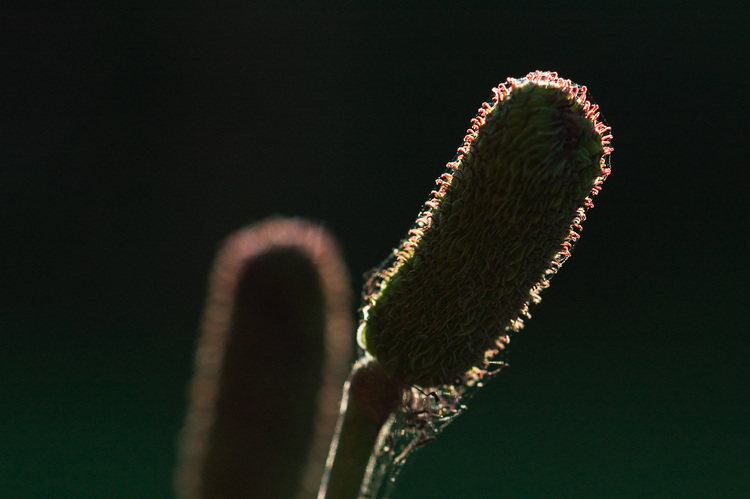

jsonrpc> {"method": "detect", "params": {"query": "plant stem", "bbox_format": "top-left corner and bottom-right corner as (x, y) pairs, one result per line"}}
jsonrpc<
(319, 357), (402, 499)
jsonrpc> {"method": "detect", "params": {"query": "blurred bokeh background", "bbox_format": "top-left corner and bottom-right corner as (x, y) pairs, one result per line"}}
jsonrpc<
(2, 6), (748, 497)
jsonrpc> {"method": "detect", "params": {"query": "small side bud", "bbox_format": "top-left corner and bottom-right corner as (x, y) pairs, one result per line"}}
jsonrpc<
(175, 217), (353, 499)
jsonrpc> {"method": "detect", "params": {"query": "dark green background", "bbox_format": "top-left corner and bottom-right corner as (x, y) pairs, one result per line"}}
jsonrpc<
(2, 6), (748, 498)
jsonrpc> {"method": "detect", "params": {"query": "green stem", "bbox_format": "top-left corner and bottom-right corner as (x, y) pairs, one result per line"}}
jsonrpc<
(320, 357), (402, 499)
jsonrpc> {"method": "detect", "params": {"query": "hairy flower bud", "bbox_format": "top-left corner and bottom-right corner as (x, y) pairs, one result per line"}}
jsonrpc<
(358, 71), (613, 387)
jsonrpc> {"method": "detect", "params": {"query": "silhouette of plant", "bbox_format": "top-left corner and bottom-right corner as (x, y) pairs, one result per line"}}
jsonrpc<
(176, 71), (613, 499)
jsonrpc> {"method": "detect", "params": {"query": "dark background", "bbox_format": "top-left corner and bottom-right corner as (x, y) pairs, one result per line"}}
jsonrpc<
(2, 6), (749, 498)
